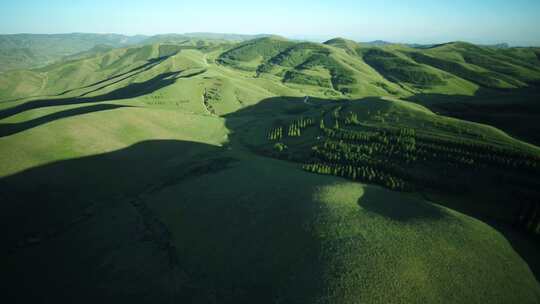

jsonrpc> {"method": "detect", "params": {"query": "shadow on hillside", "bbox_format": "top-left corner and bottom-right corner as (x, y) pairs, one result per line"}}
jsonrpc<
(2, 95), (539, 302)
(0, 104), (131, 137)
(1, 140), (224, 244)
(0, 71), (181, 120)
(58, 56), (170, 96)
(2, 139), (231, 303)
(0, 56), (172, 104)
(225, 95), (540, 280)
(358, 188), (445, 221)
(0, 68), (212, 136)
(1, 95), (449, 303)
(224, 95), (337, 119)
(406, 85), (540, 145)
(0, 135), (329, 302)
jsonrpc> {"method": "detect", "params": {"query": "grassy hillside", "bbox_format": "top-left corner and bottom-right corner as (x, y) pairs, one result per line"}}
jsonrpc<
(0, 33), (147, 72)
(6, 36), (537, 104)
(217, 37), (538, 98)
(360, 48), (446, 86)
(243, 96), (540, 216)
(217, 36), (296, 71)
(0, 43), (208, 101)
(324, 37), (360, 55)
(218, 37), (406, 97)
(2, 96), (540, 303)
(1, 37), (540, 303)
(403, 42), (540, 89)
(142, 33), (272, 45)
(0, 33), (274, 73)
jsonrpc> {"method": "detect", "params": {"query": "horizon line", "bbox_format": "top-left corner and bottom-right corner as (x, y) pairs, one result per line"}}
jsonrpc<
(0, 31), (537, 47)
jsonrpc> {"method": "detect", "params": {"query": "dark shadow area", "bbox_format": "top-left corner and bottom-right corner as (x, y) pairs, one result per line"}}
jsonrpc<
(2, 140), (229, 303)
(489, 221), (540, 280)
(422, 189), (540, 281)
(1, 140), (224, 245)
(0, 104), (131, 137)
(60, 56), (169, 96)
(406, 85), (540, 145)
(0, 97), (395, 303)
(0, 56), (171, 104)
(225, 95), (540, 281)
(1, 130), (328, 303)
(224, 95), (337, 119)
(2, 94), (540, 303)
(358, 188), (445, 221)
(0, 71), (181, 120)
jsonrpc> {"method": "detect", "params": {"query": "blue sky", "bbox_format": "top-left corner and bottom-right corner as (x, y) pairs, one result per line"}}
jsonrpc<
(1, 0), (539, 45)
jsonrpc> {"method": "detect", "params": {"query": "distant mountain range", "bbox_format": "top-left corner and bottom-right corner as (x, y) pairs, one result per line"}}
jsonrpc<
(361, 40), (511, 49)
(0, 33), (275, 72)
(0, 33), (523, 73)
(2, 34), (539, 103)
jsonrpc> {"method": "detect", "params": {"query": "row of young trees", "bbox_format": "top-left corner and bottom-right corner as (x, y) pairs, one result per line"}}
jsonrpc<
(302, 163), (409, 191)
(302, 111), (421, 191)
(321, 127), (419, 163)
(267, 126), (284, 141)
(265, 105), (539, 196)
(288, 116), (315, 137)
(322, 127), (378, 142)
(313, 139), (420, 166)
(328, 104), (536, 166)
(343, 111), (360, 125)
(268, 116), (316, 140)
(311, 119), (492, 191)
(413, 134), (540, 171)
(322, 113), (540, 172)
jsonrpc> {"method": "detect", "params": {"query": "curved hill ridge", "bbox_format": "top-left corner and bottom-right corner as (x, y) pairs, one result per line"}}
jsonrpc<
(2, 37), (540, 102)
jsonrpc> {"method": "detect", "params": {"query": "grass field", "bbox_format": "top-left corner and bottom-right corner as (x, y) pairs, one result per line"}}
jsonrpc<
(1, 36), (540, 303)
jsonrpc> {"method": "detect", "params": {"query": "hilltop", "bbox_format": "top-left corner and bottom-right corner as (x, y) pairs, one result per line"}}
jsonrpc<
(2, 35), (539, 151)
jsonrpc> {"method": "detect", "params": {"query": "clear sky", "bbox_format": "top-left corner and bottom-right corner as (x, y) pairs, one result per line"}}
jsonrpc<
(1, 0), (539, 46)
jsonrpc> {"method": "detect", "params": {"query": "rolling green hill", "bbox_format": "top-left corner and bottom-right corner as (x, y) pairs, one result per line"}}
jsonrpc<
(324, 37), (360, 55)
(0, 33), (148, 72)
(360, 48), (446, 86)
(0, 33), (275, 73)
(141, 32), (273, 45)
(403, 42), (540, 88)
(1, 36), (540, 303)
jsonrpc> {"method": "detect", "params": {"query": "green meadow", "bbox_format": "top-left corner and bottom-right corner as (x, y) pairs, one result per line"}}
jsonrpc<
(1, 34), (540, 303)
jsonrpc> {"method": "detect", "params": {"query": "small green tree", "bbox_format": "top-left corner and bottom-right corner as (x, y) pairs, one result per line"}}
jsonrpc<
(274, 142), (288, 152)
